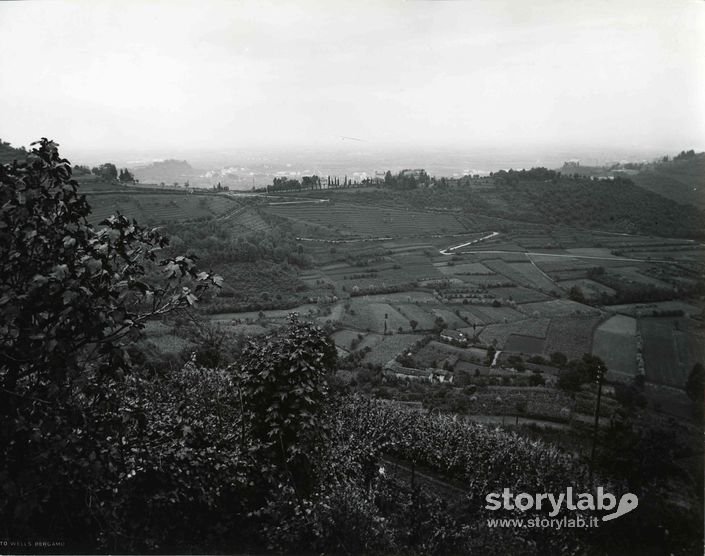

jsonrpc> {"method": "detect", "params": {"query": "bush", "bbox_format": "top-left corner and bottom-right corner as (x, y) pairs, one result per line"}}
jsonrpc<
(98, 368), (252, 551)
(236, 315), (337, 497)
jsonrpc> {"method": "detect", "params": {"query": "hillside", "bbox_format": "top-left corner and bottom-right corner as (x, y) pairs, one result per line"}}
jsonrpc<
(630, 152), (705, 209)
(85, 191), (238, 225)
(132, 159), (198, 184)
(309, 171), (705, 239)
(481, 172), (705, 238)
(0, 139), (27, 164)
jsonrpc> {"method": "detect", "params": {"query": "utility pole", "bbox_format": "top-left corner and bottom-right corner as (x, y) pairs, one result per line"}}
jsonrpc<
(589, 362), (607, 486)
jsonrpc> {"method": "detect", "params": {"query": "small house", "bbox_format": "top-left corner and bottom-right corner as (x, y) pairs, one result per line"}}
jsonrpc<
(439, 329), (468, 346)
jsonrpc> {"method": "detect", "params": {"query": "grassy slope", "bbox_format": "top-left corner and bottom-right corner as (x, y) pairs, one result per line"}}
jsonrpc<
(307, 176), (705, 239)
(630, 154), (705, 209)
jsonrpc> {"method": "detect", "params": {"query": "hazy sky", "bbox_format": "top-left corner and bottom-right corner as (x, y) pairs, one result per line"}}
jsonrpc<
(1, 0), (704, 157)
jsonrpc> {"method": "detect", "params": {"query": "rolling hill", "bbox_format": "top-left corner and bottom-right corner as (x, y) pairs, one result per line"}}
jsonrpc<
(630, 152), (705, 209)
(132, 159), (199, 184)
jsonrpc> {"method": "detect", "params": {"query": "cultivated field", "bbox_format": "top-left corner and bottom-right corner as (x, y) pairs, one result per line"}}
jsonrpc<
(87, 192), (237, 224)
(360, 333), (425, 366)
(342, 302), (412, 333)
(519, 299), (600, 318)
(543, 316), (601, 360)
(639, 318), (704, 388)
(479, 318), (550, 350)
(557, 279), (616, 300)
(592, 315), (638, 379)
(134, 186), (704, 409)
(263, 202), (468, 238)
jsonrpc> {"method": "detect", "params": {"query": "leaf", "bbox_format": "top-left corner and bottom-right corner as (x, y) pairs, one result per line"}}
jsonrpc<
(62, 290), (79, 305)
(51, 264), (69, 280)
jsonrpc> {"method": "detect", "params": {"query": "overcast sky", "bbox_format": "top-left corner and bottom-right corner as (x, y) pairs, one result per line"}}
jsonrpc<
(1, 0), (703, 157)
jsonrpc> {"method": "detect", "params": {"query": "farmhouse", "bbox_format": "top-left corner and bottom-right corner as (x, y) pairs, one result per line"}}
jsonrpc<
(439, 329), (468, 346)
(383, 361), (454, 384)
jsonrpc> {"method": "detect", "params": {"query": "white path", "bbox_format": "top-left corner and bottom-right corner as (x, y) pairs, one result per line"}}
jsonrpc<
(439, 231), (500, 255)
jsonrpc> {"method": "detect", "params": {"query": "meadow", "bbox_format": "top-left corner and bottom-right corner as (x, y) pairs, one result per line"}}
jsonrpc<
(592, 315), (638, 379)
(86, 190), (238, 224)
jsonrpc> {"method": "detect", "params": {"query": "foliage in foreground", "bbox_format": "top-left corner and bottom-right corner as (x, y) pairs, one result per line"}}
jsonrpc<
(0, 140), (221, 547)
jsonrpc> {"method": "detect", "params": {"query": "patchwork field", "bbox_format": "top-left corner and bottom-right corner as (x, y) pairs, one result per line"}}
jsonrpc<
(342, 302), (412, 333)
(491, 287), (552, 304)
(435, 262), (495, 276)
(361, 333), (425, 365)
(557, 279), (616, 300)
(392, 303), (439, 330)
(519, 299), (600, 318)
(461, 305), (525, 323)
(430, 308), (468, 328)
(133, 187), (702, 403)
(414, 341), (488, 368)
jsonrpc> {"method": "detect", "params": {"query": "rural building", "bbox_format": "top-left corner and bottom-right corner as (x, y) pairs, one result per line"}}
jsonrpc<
(429, 368), (454, 383)
(383, 361), (454, 384)
(439, 329), (468, 346)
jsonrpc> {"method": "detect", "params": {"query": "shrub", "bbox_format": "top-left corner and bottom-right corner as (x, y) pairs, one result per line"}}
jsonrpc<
(236, 315), (337, 496)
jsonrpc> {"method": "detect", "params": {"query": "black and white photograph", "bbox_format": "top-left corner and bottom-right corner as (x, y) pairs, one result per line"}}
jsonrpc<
(0, 1), (703, 554)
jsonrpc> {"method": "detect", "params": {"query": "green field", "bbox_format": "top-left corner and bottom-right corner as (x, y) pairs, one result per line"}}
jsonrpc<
(543, 316), (601, 361)
(519, 299), (600, 318)
(264, 202), (470, 238)
(504, 334), (545, 354)
(86, 192), (238, 224)
(360, 333), (425, 366)
(557, 279), (616, 300)
(639, 318), (704, 388)
(342, 302), (411, 333)
(392, 303), (439, 330)
(478, 318), (550, 349)
(591, 315), (638, 379)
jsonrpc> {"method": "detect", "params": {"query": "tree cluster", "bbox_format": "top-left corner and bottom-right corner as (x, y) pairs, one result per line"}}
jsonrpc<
(267, 175), (321, 193)
(382, 168), (431, 189)
(91, 162), (118, 181)
(674, 149), (697, 161)
(118, 168), (135, 183)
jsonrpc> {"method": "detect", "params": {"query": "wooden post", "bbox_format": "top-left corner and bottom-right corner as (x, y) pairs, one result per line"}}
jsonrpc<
(589, 364), (606, 485)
